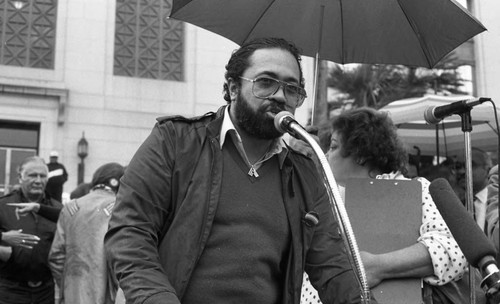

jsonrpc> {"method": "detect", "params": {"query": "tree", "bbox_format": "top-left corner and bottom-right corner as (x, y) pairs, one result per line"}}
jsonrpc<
(326, 55), (468, 114)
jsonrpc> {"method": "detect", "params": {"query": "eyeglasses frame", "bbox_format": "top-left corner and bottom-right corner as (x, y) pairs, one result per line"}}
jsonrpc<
(239, 76), (307, 107)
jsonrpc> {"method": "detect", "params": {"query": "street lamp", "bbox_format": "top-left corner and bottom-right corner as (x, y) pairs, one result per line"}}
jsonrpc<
(77, 132), (88, 185)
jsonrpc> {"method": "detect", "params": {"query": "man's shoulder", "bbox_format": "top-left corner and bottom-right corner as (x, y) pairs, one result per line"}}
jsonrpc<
(156, 106), (226, 127)
(0, 190), (19, 200)
(286, 149), (322, 177)
(45, 196), (63, 208)
(156, 111), (217, 125)
(0, 190), (20, 206)
(66, 191), (115, 216)
(286, 145), (316, 163)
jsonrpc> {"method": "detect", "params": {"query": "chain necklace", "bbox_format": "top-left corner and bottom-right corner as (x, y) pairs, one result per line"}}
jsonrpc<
(247, 146), (272, 178)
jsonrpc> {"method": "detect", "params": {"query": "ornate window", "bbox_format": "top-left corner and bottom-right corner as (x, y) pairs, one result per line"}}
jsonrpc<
(114, 0), (184, 81)
(0, 0), (57, 69)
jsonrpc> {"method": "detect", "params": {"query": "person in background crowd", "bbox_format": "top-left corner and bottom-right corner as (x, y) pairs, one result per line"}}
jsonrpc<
(0, 156), (62, 304)
(405, 153), (420, 178)
(49, 162), (125, 304)
(69, 182), (92, 200)
(46, 151), (68, 203)
(105, 37), (374, 304)
(299, 108), (482, 304)
(485, 164), (499, 251)
(456, 148), (493, 231)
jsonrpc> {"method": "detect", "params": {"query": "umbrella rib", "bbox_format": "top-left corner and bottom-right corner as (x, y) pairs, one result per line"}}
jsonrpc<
(396, 0), (433, 68)
(242, 0), (277, 43)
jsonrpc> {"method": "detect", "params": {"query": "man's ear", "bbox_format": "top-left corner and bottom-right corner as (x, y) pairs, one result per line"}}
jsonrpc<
(228, 78), (239, 101)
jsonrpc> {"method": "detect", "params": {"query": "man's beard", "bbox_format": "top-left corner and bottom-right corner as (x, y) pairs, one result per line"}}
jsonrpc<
(233, 92), (285, 139)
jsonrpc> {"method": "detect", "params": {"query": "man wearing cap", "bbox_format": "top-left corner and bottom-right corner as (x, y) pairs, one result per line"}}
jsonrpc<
(46, 151), (68, 203)
(0, 156), (62, 304)
(49, 162), (125, 304)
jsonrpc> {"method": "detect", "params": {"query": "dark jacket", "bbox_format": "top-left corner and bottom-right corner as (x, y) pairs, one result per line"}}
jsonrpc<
(0, 190), (62, 283)
(47, 162), (68, 203)
(105, 106), (363, 304)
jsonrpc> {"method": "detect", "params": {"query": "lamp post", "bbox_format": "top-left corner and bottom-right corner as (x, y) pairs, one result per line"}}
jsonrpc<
(77, 132), (88, 185)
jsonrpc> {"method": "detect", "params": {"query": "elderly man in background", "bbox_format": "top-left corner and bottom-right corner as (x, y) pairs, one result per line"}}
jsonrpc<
(456, 148), (493, 231)
(0, 156), (62, 304)
(49, 162), (125, 304)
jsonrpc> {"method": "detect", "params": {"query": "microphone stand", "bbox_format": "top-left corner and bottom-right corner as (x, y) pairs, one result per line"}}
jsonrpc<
(290, 126), (371, 304)
(461, 109), (500, 303)
(460, 110), (477, 304)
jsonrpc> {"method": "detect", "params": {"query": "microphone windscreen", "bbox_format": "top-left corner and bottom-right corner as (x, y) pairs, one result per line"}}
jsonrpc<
(273, 111), (294, 133)
(424, 106), (439, 124)
(429, 178), (497, 268)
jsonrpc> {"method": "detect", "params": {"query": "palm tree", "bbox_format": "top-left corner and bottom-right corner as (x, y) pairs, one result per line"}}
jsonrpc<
(326, 55), (468, 113)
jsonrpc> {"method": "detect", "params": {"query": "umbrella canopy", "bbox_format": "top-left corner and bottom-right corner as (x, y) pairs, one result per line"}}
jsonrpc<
(380, 95), (500, 158)
(170, 0), (486, 68)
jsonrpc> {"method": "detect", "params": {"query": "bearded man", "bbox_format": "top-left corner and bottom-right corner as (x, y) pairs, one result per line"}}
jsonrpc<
(105, 37), (373, 304)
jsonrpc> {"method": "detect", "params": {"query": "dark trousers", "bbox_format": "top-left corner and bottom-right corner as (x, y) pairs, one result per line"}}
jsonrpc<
(0, 277), (54, 304)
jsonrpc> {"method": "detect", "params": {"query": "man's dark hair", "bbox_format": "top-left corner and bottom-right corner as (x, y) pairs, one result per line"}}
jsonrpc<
(223, 37), (304, 103)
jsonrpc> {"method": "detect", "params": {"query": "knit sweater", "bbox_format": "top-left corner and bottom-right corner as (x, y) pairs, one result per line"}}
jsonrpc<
(182, 139), (291, 304)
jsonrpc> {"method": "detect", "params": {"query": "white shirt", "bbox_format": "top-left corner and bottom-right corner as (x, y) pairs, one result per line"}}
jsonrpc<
(474, 186), (488, 231)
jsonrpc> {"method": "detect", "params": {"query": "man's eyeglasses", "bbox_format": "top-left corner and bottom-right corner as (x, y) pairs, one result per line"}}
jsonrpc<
(239, 76), (307, 107)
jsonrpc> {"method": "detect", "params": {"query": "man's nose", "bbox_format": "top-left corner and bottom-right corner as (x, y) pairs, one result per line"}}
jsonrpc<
(269, 85), (287, 103)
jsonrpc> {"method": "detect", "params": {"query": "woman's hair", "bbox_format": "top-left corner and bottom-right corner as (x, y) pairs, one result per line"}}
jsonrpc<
(223, 37), (305, 103)
(331, 107), (408, 175)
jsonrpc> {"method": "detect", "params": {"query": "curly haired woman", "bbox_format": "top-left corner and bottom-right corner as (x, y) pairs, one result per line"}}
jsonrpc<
(301, 107), (482, 304)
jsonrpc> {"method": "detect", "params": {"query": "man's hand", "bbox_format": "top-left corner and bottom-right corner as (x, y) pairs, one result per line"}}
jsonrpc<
(65, 200), (80, 216)
(1, 229), (40, 249)
(7, 202), (41, 215)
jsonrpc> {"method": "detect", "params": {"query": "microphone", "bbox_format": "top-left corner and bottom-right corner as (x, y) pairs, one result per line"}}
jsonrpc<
(429, 178), (500, 297)
(274, 111), (303, 138)
(424, 97), (491, 124)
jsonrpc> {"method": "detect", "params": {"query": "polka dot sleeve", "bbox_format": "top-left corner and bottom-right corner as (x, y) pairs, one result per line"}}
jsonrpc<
(301, 273), (321, 304)
(416, 177), (468, 285)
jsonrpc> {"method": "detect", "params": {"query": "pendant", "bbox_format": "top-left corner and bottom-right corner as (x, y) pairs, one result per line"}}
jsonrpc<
(248, 166), (259, 177)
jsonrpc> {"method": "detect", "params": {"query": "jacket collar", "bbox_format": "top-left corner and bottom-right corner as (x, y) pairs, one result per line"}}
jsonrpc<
(206, 105), (226, 140)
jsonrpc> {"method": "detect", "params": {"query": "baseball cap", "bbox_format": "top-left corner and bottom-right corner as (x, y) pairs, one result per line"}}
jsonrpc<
(91, 162), (125, 191)
(49, 150), (59, 157)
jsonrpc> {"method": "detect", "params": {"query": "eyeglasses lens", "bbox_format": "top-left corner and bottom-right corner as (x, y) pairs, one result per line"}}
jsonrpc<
(253, 78), (305, 105)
